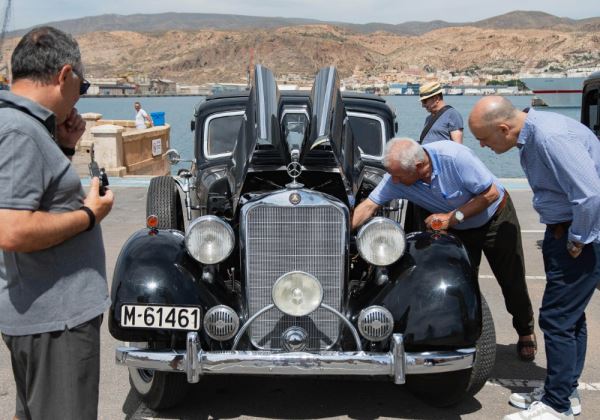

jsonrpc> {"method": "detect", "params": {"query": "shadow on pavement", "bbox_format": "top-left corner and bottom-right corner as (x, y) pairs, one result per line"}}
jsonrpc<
(121, 375), (487, 419)
(492, 343), (548, 391)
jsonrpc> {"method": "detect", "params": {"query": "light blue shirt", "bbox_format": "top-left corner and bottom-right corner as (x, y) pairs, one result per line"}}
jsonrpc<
(369, 141), (505, 230)
(517, 108), (600, 244)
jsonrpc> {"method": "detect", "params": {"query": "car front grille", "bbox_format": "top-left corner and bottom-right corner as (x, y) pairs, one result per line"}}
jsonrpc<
(243, 197), (346, 350)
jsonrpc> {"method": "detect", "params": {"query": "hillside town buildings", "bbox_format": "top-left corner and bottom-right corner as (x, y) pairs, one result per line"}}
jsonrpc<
(83, 65), (599, 97)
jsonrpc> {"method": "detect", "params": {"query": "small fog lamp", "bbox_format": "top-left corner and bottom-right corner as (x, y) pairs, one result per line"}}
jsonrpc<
(272, 271), (323, 317)
(185, 216), (235, 264)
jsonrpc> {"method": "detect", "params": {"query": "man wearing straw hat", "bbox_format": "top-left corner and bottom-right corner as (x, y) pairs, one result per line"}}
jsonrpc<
(419, 81), (464, 144)
(406, 81), (465, 233)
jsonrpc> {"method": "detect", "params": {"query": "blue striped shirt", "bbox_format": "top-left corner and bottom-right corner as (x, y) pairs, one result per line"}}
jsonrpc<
(517, 108), (600, 244)
(369, 141), (505, 230)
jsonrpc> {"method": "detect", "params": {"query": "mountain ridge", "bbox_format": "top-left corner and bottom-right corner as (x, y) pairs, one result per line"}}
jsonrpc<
(8, 10), (600, 37)
(3, 12), (599, 85)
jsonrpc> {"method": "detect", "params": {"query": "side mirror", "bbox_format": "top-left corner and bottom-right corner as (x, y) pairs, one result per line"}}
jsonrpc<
(165, 148), (181, 165)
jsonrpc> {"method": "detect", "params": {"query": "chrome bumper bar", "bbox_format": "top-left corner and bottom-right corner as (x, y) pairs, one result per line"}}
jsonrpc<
(116, 333), (475, 385)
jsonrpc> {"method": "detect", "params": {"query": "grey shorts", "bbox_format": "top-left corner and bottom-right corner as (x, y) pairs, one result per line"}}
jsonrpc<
(2, 315), (102, 420)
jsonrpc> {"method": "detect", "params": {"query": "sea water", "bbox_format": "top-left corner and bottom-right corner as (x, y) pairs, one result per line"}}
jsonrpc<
(78, 95), (581, 178)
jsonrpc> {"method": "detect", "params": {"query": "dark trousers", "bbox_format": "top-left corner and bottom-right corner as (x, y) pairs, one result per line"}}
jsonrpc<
(539, 228), (599, 413)
(451, 195), (535, 336)
(2, 315), (102, 420)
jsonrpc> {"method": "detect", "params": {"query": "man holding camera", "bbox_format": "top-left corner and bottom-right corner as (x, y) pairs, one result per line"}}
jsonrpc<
(0, 26), (114, 419)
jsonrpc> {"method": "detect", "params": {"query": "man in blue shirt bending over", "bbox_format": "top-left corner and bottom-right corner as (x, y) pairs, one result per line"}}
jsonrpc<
(352, 137), (536, 361)
(470, 96), (600, 420)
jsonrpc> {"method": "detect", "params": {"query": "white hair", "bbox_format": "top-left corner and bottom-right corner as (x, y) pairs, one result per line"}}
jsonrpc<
(383, 137), (425, 172)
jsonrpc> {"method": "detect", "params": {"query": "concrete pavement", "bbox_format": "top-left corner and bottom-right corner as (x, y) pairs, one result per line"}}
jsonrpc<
(1, 186), (599, 419)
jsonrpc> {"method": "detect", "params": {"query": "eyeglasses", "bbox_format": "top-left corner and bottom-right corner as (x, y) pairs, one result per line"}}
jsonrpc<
(73, 68), (90, 95)
(79, 79), (90, 96)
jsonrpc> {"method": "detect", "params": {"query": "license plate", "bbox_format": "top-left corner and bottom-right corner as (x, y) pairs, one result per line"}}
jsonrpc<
(121, 304), (201, 330)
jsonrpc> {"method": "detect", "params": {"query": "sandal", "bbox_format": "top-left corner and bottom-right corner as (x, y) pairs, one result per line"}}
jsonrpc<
(517, 334), (537, 362)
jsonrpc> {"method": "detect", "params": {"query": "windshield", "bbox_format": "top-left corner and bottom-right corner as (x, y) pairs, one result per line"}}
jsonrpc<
(282, 110), (309, 153)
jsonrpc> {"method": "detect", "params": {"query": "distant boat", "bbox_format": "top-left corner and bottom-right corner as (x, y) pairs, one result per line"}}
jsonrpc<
(446, 88), (463, 96)
(520, 70), (598, 107)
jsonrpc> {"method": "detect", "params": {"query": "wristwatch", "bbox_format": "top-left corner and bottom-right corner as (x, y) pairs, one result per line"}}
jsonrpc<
(454, 210), (465, 224)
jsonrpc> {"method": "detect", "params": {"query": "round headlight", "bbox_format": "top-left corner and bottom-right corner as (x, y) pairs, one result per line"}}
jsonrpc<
(185, 216), (235, 264)
(272, 271), (323, 317)
(356, 217), (406, 266)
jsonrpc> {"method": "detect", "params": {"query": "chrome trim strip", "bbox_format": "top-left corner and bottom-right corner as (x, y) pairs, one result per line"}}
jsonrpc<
(115, 334), (476, 382)
(318, 66), (336, 136)
(186, 332), (201, 383)
(232, 304), (275, 350)
(256, 64), (267, 140)
(321, 303), (362, 351)
(391, 334), (405, 384)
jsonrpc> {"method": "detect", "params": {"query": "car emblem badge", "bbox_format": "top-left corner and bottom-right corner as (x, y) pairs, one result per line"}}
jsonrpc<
(289, 192), (301, 205)
(287, 162), (302, 179)
(285, 162), (304, 189)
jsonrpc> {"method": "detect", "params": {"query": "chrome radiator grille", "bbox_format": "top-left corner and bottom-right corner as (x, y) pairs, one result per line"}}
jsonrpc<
(244, 203), (346, 350)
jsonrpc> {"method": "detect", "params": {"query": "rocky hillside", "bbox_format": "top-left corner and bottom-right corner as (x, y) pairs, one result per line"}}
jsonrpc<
(3, 22), (599, 84)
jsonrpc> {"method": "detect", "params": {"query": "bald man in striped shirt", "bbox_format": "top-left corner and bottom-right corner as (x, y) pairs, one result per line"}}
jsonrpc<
(470, 96), (600, 420)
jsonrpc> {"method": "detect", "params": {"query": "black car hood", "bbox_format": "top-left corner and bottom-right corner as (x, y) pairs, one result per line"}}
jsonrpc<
(231, 65), (362, 209)
(230, 65), (290, 204)
(301, 66), (363, 201)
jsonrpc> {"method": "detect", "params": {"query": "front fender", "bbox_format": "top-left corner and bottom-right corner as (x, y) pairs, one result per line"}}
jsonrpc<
(108, 229), (230, 342)
(357, 231), (481, 350)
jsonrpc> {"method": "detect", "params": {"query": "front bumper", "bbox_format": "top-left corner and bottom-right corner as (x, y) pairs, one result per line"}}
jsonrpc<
(116, 333), (476, 385)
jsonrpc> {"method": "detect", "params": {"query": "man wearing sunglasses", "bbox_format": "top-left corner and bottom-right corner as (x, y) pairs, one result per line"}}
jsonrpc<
(0, 26), (114, 420)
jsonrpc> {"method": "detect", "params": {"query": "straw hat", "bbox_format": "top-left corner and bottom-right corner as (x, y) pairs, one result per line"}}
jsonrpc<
(419, 81), (443, 101)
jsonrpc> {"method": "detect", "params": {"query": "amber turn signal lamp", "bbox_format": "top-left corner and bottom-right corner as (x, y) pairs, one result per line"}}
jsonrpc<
(147, 215), (159, 229)
(430, 218), (443, 231)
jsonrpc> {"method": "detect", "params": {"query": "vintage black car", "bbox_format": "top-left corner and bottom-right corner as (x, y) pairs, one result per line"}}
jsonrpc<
(582, 71), (600, 138)
(109, 65), (496, 410)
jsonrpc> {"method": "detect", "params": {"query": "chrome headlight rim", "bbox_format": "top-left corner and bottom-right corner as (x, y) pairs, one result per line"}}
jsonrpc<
(185, 215), (235, 265)
(356, 217), (406, 266)
(272, 271), (324, 317)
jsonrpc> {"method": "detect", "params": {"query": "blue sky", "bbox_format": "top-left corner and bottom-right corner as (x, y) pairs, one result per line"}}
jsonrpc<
(7, 0), (600, 30)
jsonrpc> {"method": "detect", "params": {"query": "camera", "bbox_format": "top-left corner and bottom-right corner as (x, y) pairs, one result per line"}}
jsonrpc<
(89, 160), (109, 196)
(88, 145), (109, 196)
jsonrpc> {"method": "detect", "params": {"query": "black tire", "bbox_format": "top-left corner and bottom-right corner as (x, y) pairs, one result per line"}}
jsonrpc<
(405, 296), (496, 407)
(128, 367), (191, 411)
(146, 176), (183, 230)
(466, 296), (497, 396)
